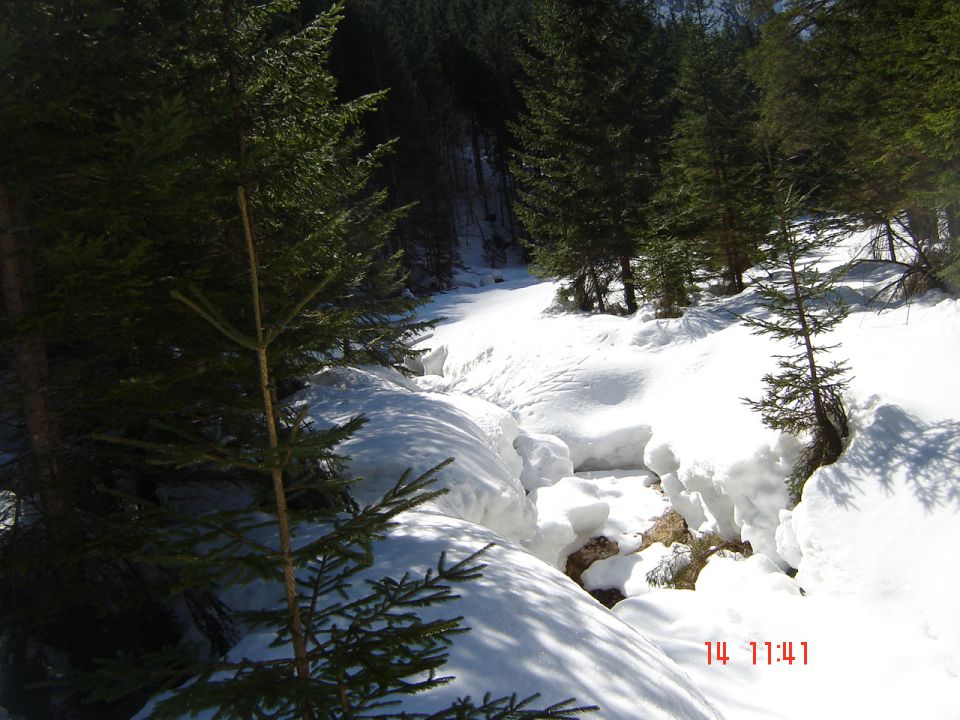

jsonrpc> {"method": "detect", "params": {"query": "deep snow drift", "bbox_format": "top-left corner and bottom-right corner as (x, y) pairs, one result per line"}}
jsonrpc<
(401, 226), (960, 718)
(135, 199), (959, 716)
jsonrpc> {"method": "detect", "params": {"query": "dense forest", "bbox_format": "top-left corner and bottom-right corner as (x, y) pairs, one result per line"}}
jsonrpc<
(0, 0), (957, 718)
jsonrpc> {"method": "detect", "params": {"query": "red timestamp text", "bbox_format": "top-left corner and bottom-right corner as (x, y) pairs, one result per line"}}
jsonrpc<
(704, 641), (808, 666)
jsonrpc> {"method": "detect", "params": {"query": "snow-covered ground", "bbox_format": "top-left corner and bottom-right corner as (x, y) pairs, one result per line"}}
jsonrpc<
(395, 226), (960, 718)
(136, 151), (960, 718)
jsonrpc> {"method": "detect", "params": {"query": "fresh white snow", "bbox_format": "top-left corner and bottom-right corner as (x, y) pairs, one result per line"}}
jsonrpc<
(134, 511), (720, 720)
(136, 190), (960, 716)
(399, 226), (960, 718)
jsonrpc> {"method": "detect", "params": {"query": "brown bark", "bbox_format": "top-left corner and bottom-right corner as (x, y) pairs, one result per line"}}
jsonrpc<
(222, 0), (312, 703)
(884, 220), (897, 261)
(238, 188), (313, 707)
(787, 252), (841, 464)
(0, 183), (67, 521)
(588, 264), (606, 313)
(619, 255), (637, 314)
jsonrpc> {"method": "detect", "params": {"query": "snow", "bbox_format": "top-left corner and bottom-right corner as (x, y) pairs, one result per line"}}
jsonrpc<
(292, 365), (537, 543)
(358, 513), (720, 720)
(582, 541), (690, 598)
(414, 269), (800, 560)
(400, 224), (960, 718)
(135, 513), (720, 720)
(615, 552), (960, 720)
(134, 179), (960, 717)
(527, 470), (668, 568)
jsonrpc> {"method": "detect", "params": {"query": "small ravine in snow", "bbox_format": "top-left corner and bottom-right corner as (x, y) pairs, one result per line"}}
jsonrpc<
(399, 233), (960, 719)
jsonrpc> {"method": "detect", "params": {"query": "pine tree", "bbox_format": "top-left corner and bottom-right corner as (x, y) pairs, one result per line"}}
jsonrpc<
(513, 0), (658, 314)
(0, 1), (418, 716)
(652, 19), (767, 297)
(445, 0), (530, 254)
(743, 178), (850, 504)
(750, 0), (960, 297)
(82, 190), (596, 720)
(0, 5), (236, 715)
(1, 3), (598, 717)
(332, 0), (461, 290)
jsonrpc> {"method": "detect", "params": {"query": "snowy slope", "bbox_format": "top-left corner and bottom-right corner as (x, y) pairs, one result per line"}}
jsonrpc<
(346, 512), (721, 720)
(292, 365), (538, 542)
(132, 169), (959, 717)
(407, 227), (960, 719)
(135, 511), (720, 720)
(413, 265), (797, 560)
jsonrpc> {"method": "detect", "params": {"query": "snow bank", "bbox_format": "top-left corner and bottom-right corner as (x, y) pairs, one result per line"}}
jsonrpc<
(293, 366), (536, 542)
(615, 551), (960, 719)
(407, 228), (960, 718)
(784, 400), (960, 673)
(363, 513), (721, 719)
(610, 291), (960, 720)
(136, 513), (721, 720)
(414, 234), (960, 567)
(415, 275), (798, 560)
(526, 470), (668, 568)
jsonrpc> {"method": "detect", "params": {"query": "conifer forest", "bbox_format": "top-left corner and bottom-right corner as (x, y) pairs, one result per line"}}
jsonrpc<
(1, 1), (958, 718)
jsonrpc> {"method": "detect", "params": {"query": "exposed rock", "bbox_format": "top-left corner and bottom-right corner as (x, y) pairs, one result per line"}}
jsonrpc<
(589, 587), (626, 608)
(565, 536), (619, 586)
(636, 509), (690, 552)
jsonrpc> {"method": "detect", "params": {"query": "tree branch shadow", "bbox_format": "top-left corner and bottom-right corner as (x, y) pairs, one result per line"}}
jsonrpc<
(817, 404), (960, 513)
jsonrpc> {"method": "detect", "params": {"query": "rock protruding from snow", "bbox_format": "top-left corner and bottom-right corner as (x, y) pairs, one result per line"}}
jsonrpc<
(526, 471), (668, 569)
(582, 541), (690, 599)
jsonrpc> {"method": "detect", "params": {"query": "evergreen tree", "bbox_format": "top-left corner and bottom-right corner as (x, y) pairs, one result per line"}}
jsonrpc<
(513, 0), (659, 314)
(0, 2), (598, 717)
(628, 13), (691, 317)
(0, 1), (417, 716)
(651, 19), (767, 298)
(0, 5), (235, 715)
(332, 0), (460, 290)
(330, 0), (532, 288)
(80, 190), (594, 720)
(743, 179), (850, 504)
(444, 0), (530, 263)
(750, 0), (960, 296)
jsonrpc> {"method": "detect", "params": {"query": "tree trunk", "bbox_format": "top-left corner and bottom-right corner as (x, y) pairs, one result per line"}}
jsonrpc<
(471, 120), (489, 216)
(787, 252), (841, 465)
(222, 1), (312, 705)
(619, 255), (637, 314)
(905, 206), (939, 246)
(945, 205), (959, 244)
(0, 183), (67, 522)
(884, 219), (897, 261)
(588, 264), (606, 313)
(495, 126), (519, 243)
(238, 188), (313, 712)
(574, 272), (590, 311)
